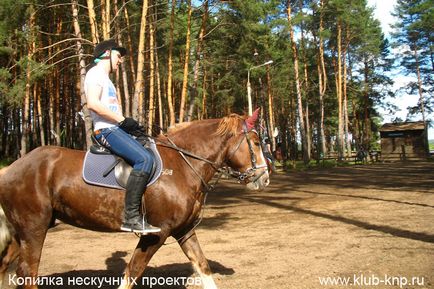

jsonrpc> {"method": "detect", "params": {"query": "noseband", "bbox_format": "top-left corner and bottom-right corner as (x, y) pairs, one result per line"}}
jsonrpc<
(227, 122), (268, 183)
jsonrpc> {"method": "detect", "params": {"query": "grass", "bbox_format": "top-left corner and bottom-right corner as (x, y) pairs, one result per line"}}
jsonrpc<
(279, 159), (356, 171)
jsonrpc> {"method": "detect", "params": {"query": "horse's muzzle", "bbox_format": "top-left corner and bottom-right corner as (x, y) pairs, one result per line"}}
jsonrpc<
(246, 169), (270, 191)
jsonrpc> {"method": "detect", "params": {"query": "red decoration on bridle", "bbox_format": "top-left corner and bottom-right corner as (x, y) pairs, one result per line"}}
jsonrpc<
(245, 108), (260, 130)
(246, 107), (261, 130)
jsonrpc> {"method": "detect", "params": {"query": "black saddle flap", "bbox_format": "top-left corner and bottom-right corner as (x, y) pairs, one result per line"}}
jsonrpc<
(89, 144), (111, 155)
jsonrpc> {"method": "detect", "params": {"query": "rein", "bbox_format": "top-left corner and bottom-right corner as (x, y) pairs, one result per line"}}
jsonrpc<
(158, 137), (224, 192)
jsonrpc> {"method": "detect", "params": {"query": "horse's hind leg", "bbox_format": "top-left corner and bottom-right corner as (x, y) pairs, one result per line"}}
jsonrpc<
(15, 215), (52, 289)
(178, 231), (217, 289)
(8, 202), (52, 289)
(118, 234), (167, 289)
(0, 238), (19, 288)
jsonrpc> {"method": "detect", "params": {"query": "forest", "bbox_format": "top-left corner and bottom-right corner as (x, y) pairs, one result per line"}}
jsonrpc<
(0, 0), (432, 162)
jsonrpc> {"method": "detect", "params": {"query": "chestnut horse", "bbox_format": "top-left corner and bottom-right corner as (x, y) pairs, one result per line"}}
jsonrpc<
(0, 113), (270, 289)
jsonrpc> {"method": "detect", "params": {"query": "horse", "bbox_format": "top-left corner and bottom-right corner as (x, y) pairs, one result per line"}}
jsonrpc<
(0, 112), (270, 289)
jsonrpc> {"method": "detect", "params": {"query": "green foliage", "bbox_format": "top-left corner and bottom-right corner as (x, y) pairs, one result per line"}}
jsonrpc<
(0, 0), (26, 43)
(0, 158), (12, 169)
(0, 57), (48, 107)
(4, 79), (25, 107)
(391, 0), (433, 119)
(0, 0), (403, 161)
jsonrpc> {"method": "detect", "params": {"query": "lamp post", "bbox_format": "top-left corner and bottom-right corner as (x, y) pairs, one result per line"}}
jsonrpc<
(247, 60), (273, 116)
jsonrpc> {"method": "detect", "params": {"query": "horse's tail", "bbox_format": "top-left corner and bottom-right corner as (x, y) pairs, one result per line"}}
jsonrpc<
(0, 205), (11, 257)
(0, 203), (15, 289)
(0, 167), (12, 256)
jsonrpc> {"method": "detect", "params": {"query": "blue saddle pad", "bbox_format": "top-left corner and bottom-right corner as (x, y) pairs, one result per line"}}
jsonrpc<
(82, 138), (163, 190)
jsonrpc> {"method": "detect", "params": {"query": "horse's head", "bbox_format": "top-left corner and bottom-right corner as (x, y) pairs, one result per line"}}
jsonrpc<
(218, 109), (270, 191)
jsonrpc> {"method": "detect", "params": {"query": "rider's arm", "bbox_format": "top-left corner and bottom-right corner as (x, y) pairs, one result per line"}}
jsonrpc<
(86, 84), (125, 123)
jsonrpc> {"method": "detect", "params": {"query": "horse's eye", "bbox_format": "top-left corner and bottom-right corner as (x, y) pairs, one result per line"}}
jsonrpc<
(254, 142), (260, 146)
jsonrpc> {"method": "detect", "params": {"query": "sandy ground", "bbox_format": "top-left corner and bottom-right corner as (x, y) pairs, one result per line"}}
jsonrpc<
(4, 161), (434, 289)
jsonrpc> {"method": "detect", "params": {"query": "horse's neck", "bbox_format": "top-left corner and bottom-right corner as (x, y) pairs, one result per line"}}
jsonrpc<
(166, 120), (228, 179)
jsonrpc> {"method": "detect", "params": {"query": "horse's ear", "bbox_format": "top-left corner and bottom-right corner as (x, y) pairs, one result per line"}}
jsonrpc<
(245, 108), (260, 130)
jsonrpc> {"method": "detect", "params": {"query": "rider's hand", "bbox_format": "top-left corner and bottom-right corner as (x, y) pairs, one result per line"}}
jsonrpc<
(118, 117), (140, 133)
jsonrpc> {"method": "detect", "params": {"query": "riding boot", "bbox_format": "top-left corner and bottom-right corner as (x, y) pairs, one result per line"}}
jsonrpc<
(120, 170), (161, 234)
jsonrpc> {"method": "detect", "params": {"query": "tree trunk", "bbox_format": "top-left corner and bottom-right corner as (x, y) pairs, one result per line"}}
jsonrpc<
(72, 0), (93, 149)
(289, 94), (297, 161)
(317, 0), (327, 158)
(55, 67), (61, 145)
(48, 71), (55, 145)
(123, 0), (136, 83)
(200, 65), (208, 119)
(287, 2), (308, 164)
(336, 20), (344, 160)
(363, 60), (370, 149)
(1, 106), (7, 157)
(86, 0), (100, 44)
(114, 0), (130, 117)
(155, 39), (163, 131)
(101, 0), (110, 40)
(413, 42), (426, 124)
(167, 0), (176, 126)
(300, 0), (311, 160)
(132, 0), (149, 121)
(178, 0), (192, 123)
(20, 5), (35, 157)
(148, 9), (156, 133)
(36, 85), (45, 146)
(343, 58), (351, 158)
(52, 16), (62, 146)
(187, 0), (208, 121)
(266, 64), (275, 152)
(32, 84), (37, 146)
(343, 26), (351, 158)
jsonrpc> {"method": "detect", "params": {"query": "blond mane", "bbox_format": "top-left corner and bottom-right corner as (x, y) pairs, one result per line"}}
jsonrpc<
(165, 114), (244, 138)
(215, 113), (244, 136)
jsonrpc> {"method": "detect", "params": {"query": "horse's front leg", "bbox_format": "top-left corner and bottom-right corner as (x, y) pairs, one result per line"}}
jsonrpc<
(178, 230), (217, 289)
(118, 233), (167, 289)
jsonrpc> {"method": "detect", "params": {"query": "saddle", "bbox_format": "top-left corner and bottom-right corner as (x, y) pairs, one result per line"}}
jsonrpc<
(82, 135), (163, 190)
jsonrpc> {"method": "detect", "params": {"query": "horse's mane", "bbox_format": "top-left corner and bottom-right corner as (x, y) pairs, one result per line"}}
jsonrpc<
(215, 113), (244, 137)
(165, 114), (244, 138)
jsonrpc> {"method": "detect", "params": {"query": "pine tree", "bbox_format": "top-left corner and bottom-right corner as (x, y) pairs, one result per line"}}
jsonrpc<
(392, 0), (433, 123)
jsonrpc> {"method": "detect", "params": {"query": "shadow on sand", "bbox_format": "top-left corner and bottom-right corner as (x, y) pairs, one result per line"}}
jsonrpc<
(33, 251), (233, 289)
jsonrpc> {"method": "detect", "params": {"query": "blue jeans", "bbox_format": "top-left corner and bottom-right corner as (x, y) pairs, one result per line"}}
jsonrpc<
(95, 126), (154, 174)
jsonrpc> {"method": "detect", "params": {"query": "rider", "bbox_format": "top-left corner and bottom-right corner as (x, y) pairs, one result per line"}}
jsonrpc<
(84, 39), (161, 234)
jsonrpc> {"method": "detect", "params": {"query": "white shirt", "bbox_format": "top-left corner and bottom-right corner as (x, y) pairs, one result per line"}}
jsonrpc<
(84, 65), (122, 130)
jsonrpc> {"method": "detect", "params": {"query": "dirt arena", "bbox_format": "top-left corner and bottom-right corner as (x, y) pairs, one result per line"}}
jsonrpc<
(4, 161), (434, 289)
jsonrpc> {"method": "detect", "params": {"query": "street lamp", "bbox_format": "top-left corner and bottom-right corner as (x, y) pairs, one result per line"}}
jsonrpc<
(247, 60), (273, 116)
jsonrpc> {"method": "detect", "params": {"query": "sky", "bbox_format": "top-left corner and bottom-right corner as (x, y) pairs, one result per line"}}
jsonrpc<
(366, 0), (432, 138)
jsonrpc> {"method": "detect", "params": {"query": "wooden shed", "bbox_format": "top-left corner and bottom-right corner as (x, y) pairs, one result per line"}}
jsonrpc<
(379, 121), (428, 161)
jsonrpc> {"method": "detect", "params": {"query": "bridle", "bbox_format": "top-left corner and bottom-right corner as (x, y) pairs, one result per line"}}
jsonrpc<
(156, 121), (268, 190)
(226, 122), (268, 183)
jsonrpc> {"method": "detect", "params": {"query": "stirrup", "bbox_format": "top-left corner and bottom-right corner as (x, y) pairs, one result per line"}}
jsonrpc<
(120, 216), (161, 234)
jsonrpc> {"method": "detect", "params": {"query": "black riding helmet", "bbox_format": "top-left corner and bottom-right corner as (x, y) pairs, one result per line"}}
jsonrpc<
(93, 39), (126, 73)
(93, 39), (126, 59)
